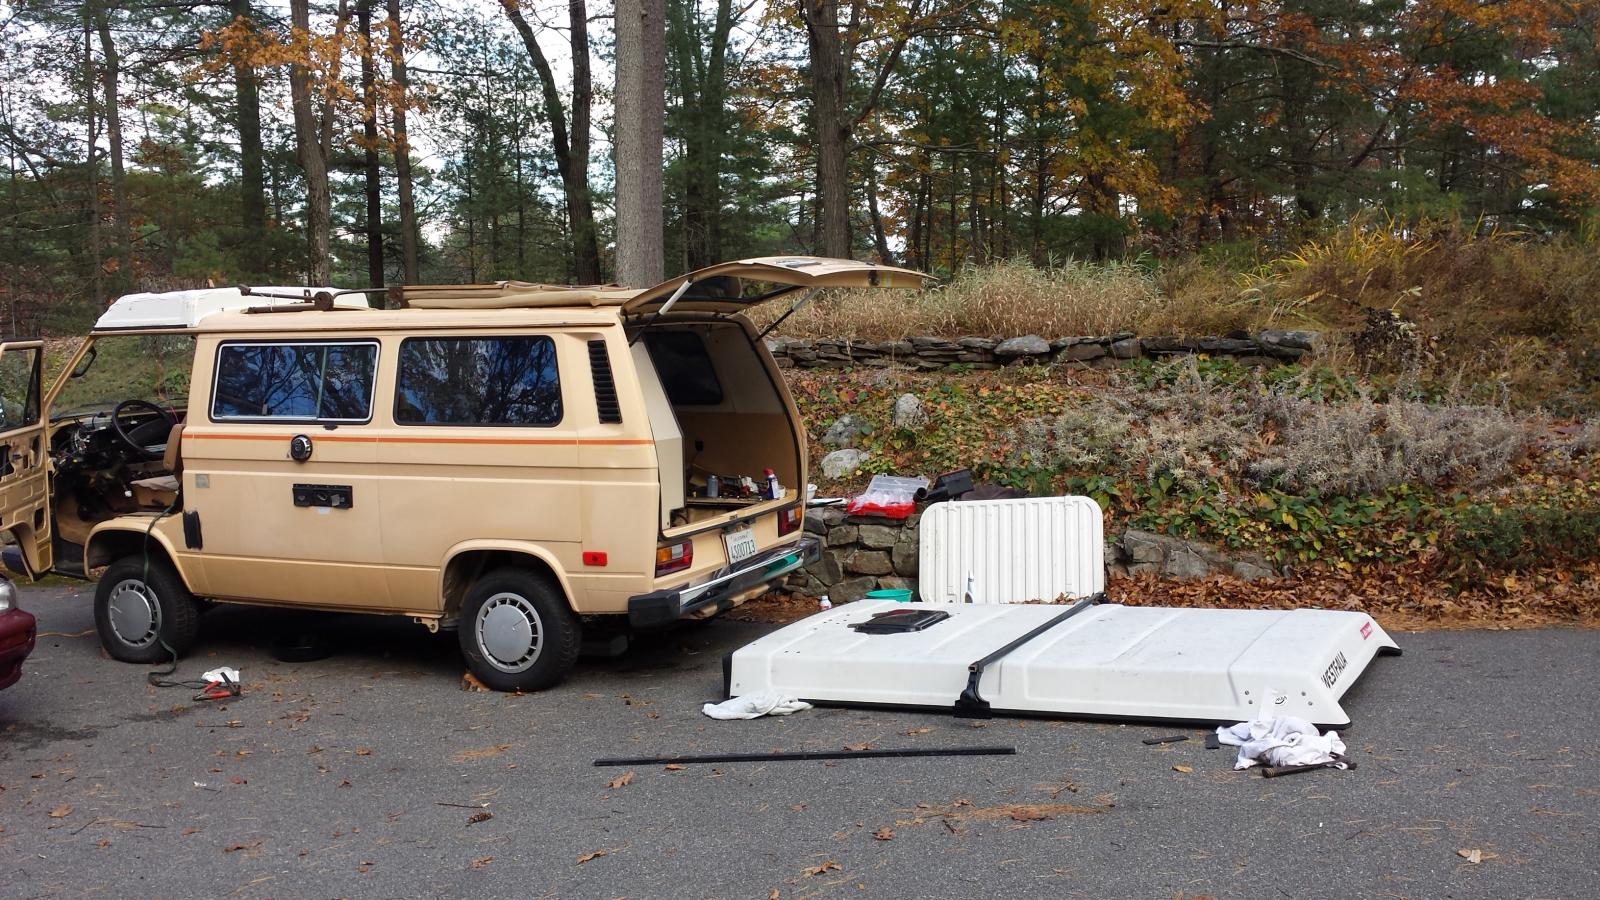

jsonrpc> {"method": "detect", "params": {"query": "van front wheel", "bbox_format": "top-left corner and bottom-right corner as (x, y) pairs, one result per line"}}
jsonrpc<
(458, 569), (581, 692)
(94, 556), (201, 664)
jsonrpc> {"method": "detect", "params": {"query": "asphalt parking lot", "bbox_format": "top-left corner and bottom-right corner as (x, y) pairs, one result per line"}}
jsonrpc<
(2, 582), (1597, 899)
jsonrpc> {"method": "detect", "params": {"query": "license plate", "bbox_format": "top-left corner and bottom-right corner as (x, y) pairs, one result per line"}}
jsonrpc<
(723, 526), (759, 565)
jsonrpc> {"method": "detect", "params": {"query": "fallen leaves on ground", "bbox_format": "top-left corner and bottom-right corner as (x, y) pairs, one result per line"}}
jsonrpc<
(664, 763), (686, 771)
(577, 849), (608, 864)
(460, 672), (490, 692)
(48, 805), (71, 818)
(1111, 566), (1600, 630)
(727, 593), (824, 624)
(224, 841), (261, 853)
(1458, 849), (1483, 864)
(844, 742), (873, 752)
(737, 562), (1600, 631)
(354, 748), (372, 756)
(453, 744), (512, 763)
(469, 856), (494, 869)
(902, 801), (1108, 826)
(607, 771), (635, 789)
(1173, 765), (1194, 773)
(900, 727), (932, 736)
(802, 861), (841, 877)
(466, 812), (492, 825)
(872, 827), (895, 841)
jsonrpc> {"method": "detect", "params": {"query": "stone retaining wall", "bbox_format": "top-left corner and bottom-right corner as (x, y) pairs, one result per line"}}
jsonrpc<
(786, 509), (1279, 601)
(788, 507), (921, 602)
(767, 330), (1320, 371)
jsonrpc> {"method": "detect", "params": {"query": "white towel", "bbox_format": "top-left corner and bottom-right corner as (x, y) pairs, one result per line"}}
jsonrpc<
(1216, 713), (1347, 770)
(701, 691), (813, 720)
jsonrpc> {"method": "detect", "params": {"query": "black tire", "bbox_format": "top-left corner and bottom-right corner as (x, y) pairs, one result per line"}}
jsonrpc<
(94, 555), (202, 664)
(457, 567), (581, 692)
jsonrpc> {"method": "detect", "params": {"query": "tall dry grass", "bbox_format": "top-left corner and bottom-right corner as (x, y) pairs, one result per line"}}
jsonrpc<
(762, 259), (1165, 340)
(768, 221), (1598, 345)
(763, 222), (1599, 409)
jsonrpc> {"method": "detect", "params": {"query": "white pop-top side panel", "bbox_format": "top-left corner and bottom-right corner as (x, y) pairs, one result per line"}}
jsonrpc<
(94, 286), (368, 330)
(918, 495), (1104, 604)
(727, 601), (1399, 726)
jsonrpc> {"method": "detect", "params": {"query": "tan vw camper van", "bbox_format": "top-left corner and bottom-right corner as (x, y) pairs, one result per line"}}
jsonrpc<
(0, 257), (927, 691)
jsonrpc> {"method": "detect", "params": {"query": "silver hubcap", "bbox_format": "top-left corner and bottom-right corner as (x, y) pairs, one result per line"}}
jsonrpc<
(476, 592), (543, 673)
(107, 579), (161, 648)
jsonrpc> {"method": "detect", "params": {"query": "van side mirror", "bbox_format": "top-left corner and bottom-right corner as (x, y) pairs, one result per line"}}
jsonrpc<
(70, 346), (97, 378)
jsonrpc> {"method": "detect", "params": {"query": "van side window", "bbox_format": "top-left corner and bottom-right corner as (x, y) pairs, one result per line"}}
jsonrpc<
(212, 342), (378, 422)
(395, 337), (562, 426)
(0, 345), (40, 431)
(642, 331), (723, 406)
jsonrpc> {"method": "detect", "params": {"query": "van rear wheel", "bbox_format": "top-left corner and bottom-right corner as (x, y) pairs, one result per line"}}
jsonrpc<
(94, 556), (201, 664)
(458, 568), (581, 692)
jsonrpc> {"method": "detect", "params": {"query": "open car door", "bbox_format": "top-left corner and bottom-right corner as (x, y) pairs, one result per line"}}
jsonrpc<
(0, 340), (51, 576)
(620, 256), (933, 319)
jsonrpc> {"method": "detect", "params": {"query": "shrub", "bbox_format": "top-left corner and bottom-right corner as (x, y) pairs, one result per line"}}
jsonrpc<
(1447, 504), (1600, 574)
(1250, 392), (1527, 495)
(1009, 359), (1262, 487)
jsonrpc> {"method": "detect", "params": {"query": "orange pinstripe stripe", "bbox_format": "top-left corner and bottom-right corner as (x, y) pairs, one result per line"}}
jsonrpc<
(185, 432), (652, 447)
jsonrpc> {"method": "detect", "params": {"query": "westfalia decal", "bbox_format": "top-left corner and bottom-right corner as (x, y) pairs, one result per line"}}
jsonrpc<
(1360, 621), (1374, 640)
(1322, 651), (1348, 689)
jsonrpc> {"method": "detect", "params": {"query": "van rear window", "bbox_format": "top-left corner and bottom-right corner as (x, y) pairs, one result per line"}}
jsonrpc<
(396, 337), (562, 426)
(212, 342), (377, 422)
(643, 331), (723, 406)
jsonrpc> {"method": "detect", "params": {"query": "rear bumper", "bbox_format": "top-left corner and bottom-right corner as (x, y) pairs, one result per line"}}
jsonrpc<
(0, 608), (37, 691)
(628, 534), (821, 629)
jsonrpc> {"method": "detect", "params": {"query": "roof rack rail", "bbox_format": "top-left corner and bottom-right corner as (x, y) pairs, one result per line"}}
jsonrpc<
(239, 285), (386, 314)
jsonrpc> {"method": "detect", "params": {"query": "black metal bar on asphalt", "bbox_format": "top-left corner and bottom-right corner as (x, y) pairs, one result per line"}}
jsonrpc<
(593, 746), (1017, 766)
(954, 595), (1097, 718)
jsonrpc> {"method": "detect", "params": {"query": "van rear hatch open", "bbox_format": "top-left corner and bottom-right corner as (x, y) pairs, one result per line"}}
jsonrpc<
(625, 257), (932, 539)
(624, 257), (930, 625)
(620, 256), (931, 319)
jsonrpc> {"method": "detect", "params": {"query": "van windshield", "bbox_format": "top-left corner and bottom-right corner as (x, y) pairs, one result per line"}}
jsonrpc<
(51, 335), (194, 418)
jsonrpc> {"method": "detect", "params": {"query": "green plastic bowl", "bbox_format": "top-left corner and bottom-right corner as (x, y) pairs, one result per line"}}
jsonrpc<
(864, 588), (914, 603)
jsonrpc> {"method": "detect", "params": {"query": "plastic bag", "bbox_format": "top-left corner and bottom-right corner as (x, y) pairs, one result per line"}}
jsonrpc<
(845, 474), (928, 519)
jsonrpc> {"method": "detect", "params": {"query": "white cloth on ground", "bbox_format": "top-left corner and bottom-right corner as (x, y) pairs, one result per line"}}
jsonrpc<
(201, 667), (241, 684)
(1216, 714), (1347, 770)
(702, 691), (813, 720)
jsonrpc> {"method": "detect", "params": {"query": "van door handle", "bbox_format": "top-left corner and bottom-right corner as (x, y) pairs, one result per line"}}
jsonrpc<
(292, 484), (354, 508)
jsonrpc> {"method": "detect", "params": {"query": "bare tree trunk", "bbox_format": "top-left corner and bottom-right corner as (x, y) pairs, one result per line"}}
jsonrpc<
(231, 0), (268, 281)
(358, 0), (384, 290)
(566, 0), (600, 282)
(289, 0), (338, 285)
(800, 0), (850, 258)
(501, 0), (601, 283)
(385, 0), (418, 284)
(83, 23), (103, 306)
(614, 0), (665, 286)
(865, 155), (894, 265)
(91, 3), (132, 294)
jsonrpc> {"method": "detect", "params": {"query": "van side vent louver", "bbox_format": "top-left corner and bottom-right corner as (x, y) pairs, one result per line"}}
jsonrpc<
(588, 340), (622, 423)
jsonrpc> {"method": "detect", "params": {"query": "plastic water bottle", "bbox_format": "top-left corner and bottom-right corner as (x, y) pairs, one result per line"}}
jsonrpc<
(706, 474), (719, 498)
(764, 468), (781, 499)
(818, 594), (832, 611)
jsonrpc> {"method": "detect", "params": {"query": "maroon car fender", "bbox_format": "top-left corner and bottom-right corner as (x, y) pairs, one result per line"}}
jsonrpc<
(0, 607), (37, 691)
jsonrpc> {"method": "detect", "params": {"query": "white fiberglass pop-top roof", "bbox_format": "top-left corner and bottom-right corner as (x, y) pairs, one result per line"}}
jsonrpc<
(93, 286), (372, 331)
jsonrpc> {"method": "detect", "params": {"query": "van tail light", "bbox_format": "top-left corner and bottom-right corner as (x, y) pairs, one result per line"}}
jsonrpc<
(777, 506), (802, 536)
(655, 540), (693, 576)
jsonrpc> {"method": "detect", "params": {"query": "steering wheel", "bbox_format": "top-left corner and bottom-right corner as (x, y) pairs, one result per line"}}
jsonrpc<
(110, 399), (177, 460)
